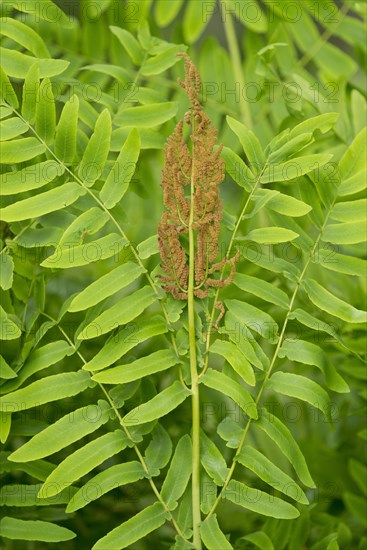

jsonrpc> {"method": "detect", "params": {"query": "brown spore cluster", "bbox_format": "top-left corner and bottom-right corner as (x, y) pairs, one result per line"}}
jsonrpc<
(158, 53), (238, 299)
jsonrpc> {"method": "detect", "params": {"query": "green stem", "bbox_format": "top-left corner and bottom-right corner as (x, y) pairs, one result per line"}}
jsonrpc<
(295, 1), (350, 70)
(220, 0), (252, 129)
(188, 233), (201, 549)
(1, 219), (35, 254)
(188, 127), (202, 550)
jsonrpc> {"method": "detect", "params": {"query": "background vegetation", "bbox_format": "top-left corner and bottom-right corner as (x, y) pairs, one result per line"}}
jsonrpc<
(0, 0), (366, 549)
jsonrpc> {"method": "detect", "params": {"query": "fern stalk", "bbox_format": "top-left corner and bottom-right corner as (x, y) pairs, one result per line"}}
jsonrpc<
(188, 121), (202, 550)
(221, 0), (252, 129)
(157, 54), (239, 547)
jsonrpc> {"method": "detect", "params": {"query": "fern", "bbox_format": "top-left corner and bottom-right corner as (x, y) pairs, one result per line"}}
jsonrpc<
(0, 1), (366, 549)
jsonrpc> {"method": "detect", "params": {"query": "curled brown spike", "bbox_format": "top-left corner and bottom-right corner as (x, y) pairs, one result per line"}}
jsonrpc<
(214, 301), (225, 330)
(157, 53), (238, 300)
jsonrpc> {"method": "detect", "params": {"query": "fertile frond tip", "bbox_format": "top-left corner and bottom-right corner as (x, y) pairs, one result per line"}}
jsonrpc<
(157, 53), (238, 300)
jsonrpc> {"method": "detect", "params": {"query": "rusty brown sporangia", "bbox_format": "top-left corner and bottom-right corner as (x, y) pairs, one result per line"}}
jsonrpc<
(157, 53), (238, 300)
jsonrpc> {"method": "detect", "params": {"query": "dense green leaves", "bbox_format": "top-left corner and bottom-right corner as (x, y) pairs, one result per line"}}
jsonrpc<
(137, 234), (159, 259)
(123, 381), (191, 426)
(267, 133), (313, 163)
(161, 435), (192, 510)
(278, 340), (349, 393)
(237, 445), (309, 504)
(54, 95), (79, 164)
(210, 339), (255, 386)
(0, 117), (28, 140)
(0, 137), (46, 164)
(338, 128), (366, 195)
(58, 208), (110, 247)
(223, 480), (300, 519)
(83, 315), (168, 372)
(233, 273), (289, 309)
(155, 0), (184, 27)
(0, 484), (74, 507)
(0, 371), (92, 413)
(142, 44), (186, 76)
(200, 430), (229, 485)
(78, 285), (157, 339)
(0, 66), (19, 108)
(313, 249), (366, 278)
(38, 431), (129, 498)
(110, 26), (144, 65)
(92, 502), (168, 549)
(0, 252), (14, 291)
(68, 262), (145, 312)
(349, 459), (367, 497)
(255, 408), (315, 488)
(330, 199), (367, 222)
(21, 62), (39, 122)
(93, 349), (179, 384)
(5, 1), (72, 26)
(78, 109), (111, 186)
(0, 517), (76, 542)
(240, 531), (274, 550)
(144, 424), (172, 476)
(0, 5), (365, 548)
(226, 116), (265, 170)
(243, 227), (299, 244)
(225, 299), (278, 343)
(1, 183), (84, 222)
(114, 102), (178, 127)
(261, 154), (332, 183)
(0, 412), (11, 443)
(35, 77), (55, 144)
(0, 357), (16, 380)
(183, 0), (215, 44)
(253, 189), (311, 217)
(100, 128), (140, 208)
(66, 461), (145, 513)
(201, 369), (258, 419)
(288, 309), (338, 341)
(1, 341), (73, 393)
(41, 233), (128, 269)
(0, 160), (64, 195)
(0, 307), (21, 340)
(221, 146), (254, 191)
(0, 48), (69, 78)
(201, 515), (233, 549)
(8, 401), (110, 462)
(323, 221), (366, 245)
(267, 372), (331, 420)
(303, 279), (367, 323)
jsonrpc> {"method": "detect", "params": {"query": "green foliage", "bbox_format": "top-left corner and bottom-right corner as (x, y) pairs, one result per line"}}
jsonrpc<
(0, 1), (366, 549)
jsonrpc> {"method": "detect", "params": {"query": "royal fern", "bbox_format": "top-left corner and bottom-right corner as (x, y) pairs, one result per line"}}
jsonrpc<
(0, 1), (366, 549)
